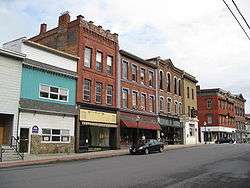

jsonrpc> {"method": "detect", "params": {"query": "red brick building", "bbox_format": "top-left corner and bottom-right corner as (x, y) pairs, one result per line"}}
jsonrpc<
(30, 12), (119, 152)
(197, 87), (236, 143)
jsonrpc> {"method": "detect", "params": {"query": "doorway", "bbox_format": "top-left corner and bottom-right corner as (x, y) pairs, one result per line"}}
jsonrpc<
(0, 127), (5, 145)
(20, 128), (29, 153)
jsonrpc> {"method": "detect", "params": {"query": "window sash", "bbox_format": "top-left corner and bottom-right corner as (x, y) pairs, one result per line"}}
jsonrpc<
(122, 61), (128, 79)
(140, 68), (145, 84)
(84, 80), (91, 101)
(42, 128), (70, 143)
(107, 56), (113, 75)
(106, 86), (113, 105)
(84, 47), (92, 68)
(122, 89), (128, 108)
(141, 94), (146, 110)
(95, 83), (102, 103)
(149, 72), (154, 86)
(40, 84), (68, 102)
(132, 92), (137, 107)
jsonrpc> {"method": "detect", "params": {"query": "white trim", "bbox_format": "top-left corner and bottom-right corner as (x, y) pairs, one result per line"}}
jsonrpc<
(200, 126), (236, 133)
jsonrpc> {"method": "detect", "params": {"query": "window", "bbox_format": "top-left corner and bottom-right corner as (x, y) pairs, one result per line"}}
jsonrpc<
(122, 89), (128, 109)
(84, 79), (91, 101)
(207, 99), (212, 109)
(107, 56), (113, 75)
(167, 98), (172, 113)
(167, 73), (171, 92)
(178, 79), (181, 96)
(42, 129), (70, 143)
(159, 97), (164, 111)
(149, 71), (154, 87)
(132, 91), (138, 108)
(187, 87), (190, 98)
(149, 96), (154, 112)
(179, 103), (182, 114)
(131, 64), (137, 81)
(106, 85), (113, 105)
(189, 124), (195, 136)
(141, 93), (146, 110)
(84, 47), (92, 68)
(191, 88), (194, 99)
(174, 77), (177, 94)
(122, 60), (128, 79)
(188, 106), (191, 117)
(40, 84), (69, 102)
(159, 71), (163, 90)
(95, 82), (102, 103)
(207, 114), (213, 124)
(140, 68), (145, 84)
(174, 101), (178, 114)
(96, 51), (102, 71)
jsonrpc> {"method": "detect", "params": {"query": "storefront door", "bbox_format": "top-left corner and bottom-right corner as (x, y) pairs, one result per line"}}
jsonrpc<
(0, 127), (5, 145)
(20, 128), (29, 153)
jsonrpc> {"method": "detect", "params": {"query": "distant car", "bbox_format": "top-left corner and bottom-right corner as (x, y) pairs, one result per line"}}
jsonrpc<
(215, 138), (234, 144)
(129, 139), (164, 155)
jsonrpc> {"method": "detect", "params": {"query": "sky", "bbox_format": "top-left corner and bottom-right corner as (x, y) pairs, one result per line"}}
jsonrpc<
(0, 0), (250, 111)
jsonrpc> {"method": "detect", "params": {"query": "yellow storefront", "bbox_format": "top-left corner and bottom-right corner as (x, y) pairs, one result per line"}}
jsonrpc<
(78, 109), (118, 152)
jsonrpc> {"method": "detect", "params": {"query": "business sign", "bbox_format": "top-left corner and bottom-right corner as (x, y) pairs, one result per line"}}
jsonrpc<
(32, 125), (39, 134)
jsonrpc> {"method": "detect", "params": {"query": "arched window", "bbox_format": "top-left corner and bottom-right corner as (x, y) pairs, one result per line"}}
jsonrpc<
(159, 96), (164, 111)
(174, 77), (177, 94)
(178, 79), (181, 96)
(167, 73), (171, 92)
(159, 71), (163, 90)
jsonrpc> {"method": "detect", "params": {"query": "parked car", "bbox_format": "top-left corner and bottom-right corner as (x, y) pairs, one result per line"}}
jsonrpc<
(215, 137), (234, 144)
(129, 139), (164, 155)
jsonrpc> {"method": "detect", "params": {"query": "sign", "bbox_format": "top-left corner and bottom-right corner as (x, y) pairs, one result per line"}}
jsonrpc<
(80, 109), (117, 124)
(32, 125), (39, 134)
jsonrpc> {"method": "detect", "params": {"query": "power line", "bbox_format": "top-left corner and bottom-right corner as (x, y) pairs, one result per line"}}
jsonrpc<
(232, 0), (250, 30)
(222, 0), (250, 40)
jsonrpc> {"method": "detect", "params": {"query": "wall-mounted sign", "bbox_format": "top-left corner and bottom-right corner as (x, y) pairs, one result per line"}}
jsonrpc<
(32, 125), (39, 134)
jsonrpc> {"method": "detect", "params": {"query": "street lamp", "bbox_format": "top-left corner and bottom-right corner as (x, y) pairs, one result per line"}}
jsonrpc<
(136, 115), (141, 145)
(203, 121), (207, 144)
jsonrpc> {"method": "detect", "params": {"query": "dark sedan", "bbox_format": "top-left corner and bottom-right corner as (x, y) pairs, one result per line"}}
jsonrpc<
(215, 137), (235, 144)
(129, 139), (164, 155)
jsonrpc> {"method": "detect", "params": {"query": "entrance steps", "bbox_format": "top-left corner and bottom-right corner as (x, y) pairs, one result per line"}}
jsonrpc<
(1, 145), (23, 162)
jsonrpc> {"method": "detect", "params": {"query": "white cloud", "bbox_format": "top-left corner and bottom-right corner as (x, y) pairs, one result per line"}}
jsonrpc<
(0, 0), (250, 111)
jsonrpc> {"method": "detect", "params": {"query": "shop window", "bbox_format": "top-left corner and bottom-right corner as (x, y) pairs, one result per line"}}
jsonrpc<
(40, 84), (69, 102)
(84, 79), (91, 101)
(131, 64), (137, 82)
(106, 85), (113, 105)
(140, 68), (145, 84)
(159, 97), (164, 111)
(167, 98), (172, 113)
(96, 51), (103, 71)
(95, 82), (102, 104)
(42, 129), (70, 143)
(149, 71), (154, 87)
(84, 47), (92, 68)
(167, 73), (171, 92)
(141, 93), (146, 110)
(122, 89), (128, 109)
(122, 60), (128, 79)
(107, 56), (113, 75)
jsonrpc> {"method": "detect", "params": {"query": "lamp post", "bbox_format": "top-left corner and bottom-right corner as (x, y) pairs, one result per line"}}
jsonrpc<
(203, 121), (207, 144)
(136, 115), (141, 145)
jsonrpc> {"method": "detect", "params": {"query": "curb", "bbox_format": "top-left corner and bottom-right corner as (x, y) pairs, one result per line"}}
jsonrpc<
(0, 144), (203, 169)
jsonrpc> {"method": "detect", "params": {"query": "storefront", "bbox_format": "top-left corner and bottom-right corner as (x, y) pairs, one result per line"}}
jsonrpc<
(79, 109), (118, 152)
(120, 112), (160, 147)
(159, 116), (184, 144)
(180, 116), (199, 145)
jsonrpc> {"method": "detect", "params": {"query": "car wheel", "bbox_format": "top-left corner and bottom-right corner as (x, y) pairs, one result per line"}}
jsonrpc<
(159, 147), (163, 153)
(145, 148), (149, 155)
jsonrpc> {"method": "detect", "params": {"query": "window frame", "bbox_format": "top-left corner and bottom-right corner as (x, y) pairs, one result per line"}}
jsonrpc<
(106, 85), (113, 105)
(122, 60), (128, 79)
(159, 96), (164, 112)
(148, 70), (154, 87)
(41, 128), (70, 143)
(107, 55), (113, 75)
(83, 79), (91, 101)
(122, 88), (129, 109)
(131, 64), (137, 82)
(95, 82), (102, 104)
(96, 51), (103, 72)
(39, 84), (69, 103)
(84, 47), (92, 68)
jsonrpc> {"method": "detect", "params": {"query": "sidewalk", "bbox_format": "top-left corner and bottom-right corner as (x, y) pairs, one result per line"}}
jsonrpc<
(0, 144), (203, 169)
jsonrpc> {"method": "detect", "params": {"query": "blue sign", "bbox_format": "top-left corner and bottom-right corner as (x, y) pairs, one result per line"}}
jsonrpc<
(32, 126), (39, 134)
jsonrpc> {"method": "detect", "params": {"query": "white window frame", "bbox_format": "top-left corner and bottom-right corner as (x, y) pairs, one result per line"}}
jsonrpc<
(140, 93), (147, 111)
(83, 79), (91, 101)
(95, 82), (102, 104)
(106, 85), (113, 105)
(140, 67), (145, 84)
(167, 97), (172, 113)
(148, 70), (154, 87)
(39, 84), (69, 103)
(41, 128), (70, 143)
(132, 90), (138, 109)
(122, 60), (128, 79)
(149, 95), (155, 113)
(159, 96), (164, 112)
(107, 55), (113, 75)
(122, 88), (129, 109)
(131, 64), (137, 82)
(96, 51), (103, 71)
(84, 47), (92, 68)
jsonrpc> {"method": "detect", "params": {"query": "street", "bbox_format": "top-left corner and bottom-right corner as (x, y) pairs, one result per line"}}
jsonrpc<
(0, 144), (250, 188)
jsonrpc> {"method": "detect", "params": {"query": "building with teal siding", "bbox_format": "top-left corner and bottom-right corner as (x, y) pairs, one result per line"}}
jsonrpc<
(3, 38), (79, 154)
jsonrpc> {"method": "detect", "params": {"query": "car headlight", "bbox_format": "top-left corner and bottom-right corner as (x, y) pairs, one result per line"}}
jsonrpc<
(139, 146), (143, 150)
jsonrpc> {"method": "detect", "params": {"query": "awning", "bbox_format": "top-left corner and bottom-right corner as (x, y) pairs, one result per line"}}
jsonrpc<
(120, 120), (161, 130)
(81, 121), (117, 128)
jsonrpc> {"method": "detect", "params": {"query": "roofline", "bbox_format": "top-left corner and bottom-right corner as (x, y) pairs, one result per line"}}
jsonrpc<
(0, 48), (26, 60)
(183, 72), (198, 83)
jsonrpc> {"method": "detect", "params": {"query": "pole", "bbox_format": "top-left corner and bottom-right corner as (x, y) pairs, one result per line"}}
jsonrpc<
(136, 121), (139, 145)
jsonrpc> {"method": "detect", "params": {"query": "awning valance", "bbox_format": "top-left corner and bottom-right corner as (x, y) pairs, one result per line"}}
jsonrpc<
(121, 120), (161, 130)
(81, 121), (117, 128)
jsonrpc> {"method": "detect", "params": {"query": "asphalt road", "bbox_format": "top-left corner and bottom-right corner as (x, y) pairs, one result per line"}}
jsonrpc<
(1, 144), (250, 188)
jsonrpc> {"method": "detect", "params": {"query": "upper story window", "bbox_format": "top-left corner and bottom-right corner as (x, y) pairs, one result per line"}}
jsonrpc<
(149, 71), (154, 87)
(179, 102), (182, 114)
(96, 51), (103, 71)
(140, 68), (145, 84)
(159, 97), (164, 111)
(107, 56), (113, 75)
(83, 79), (91, 101)
(40, 84), (68, 102)
(122, 60), (128, 79)
(132, 91), (138, 108)
(167, 98), (172, 113)
(188, 106), (191, 117)
(106, 85), (113, 105)
(207, 114), (213, 124)
(167, 73), (171, 92)
(174, 101), (178, 114)
(174, 77), (177, 94)
(178, 79), (181, 96)
(84, 47), (92, 68)
(149, 96), (155, 112)
(131, 64), (137, 82)
(187, 87), (190, 98)
(122, 88), (128, 109)
(141, 93), (146, 111)
(191, 88), (194, 99)
(207, 99), (212, 109)
(95, 82), (102, 104)
(159, 71), (163, 90)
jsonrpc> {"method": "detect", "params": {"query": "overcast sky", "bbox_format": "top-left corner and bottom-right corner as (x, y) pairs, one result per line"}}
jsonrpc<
(1, 0), (250, 111)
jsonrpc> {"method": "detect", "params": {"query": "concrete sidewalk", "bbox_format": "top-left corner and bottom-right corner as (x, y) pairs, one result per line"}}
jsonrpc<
(0, 144), (203, 169)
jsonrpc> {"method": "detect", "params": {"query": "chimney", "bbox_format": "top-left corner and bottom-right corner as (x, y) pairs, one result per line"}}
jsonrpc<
(40, 23), (47, 34)
(58, 11), (70, 28)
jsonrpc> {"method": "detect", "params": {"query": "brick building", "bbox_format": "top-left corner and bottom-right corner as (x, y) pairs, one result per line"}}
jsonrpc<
(234, 94), (246, 142)
(119, 50), (160, 146)
(30, 12), (119, 152)
(197, 88), (236, 143)
(146, 58), (184, 144)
